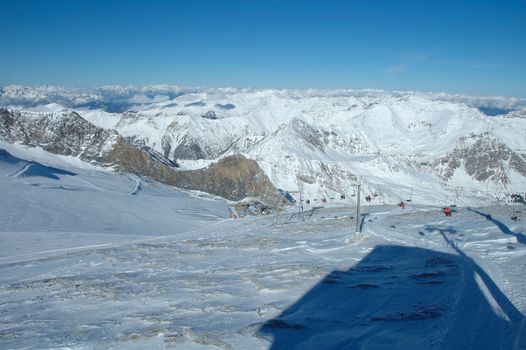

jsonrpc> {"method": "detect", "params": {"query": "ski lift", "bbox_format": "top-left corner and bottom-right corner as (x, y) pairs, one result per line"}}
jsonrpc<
(406, 188), (414, 202)
(443, 195), (450, 208)
(453, 187), (462, 206)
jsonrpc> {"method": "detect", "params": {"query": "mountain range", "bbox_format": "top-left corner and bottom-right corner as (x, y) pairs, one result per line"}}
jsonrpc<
(1, 85), (525, 206)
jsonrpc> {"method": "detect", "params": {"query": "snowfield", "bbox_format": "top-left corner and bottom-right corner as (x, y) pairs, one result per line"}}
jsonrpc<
(1, 145), (525, 349)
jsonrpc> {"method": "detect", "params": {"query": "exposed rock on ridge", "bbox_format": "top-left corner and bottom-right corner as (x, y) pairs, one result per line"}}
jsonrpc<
(0, 108), (278, 201)
(429, 132), (526, 185)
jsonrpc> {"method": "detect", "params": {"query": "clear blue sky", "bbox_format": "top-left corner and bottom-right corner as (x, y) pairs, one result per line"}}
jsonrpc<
(1, 0), (525, 96)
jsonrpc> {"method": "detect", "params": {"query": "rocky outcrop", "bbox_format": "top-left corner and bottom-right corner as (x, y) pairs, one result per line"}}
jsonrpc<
(0, 109), (118, 164)
(170, 155), (278, 202)
(160, 117), (251, 161)
(429, 132), (526, 184)
(109, 139), (277, 201)
(0, 108), (278, 201)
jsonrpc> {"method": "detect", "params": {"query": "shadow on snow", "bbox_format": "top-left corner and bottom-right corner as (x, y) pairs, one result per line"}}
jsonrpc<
(256, 226), (523, 349)
(359, 213), (369, 233)
(468, 208), (526, 245)
(1, 148), (77, 180)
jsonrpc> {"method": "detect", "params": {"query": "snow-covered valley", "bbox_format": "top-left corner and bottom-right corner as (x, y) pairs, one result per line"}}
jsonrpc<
(1, 144), (525, 349)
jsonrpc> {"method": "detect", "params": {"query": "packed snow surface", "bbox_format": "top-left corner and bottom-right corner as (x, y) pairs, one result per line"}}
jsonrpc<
(1, 145), (525, 349)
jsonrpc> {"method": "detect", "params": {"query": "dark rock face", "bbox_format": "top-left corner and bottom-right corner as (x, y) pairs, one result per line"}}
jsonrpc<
(215, 103), (236, 110)
(0, 108), (278, 201)
(201, 111), (217, 120)
(173, 135), (208, 160)
(160, 119), (242, 161)
(0, 109), (118, 164)
(281, 118), (363, 154)
(184, 101), (206, 107)
(430, 132), (526, 185)
(171, 155), (279, 202)
(113, 145), (278, 201)
(287, 118), (327, 151)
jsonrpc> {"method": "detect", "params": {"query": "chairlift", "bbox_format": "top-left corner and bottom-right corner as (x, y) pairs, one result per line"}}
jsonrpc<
(453, 188), (461, 206)
(443, 195), (450, 208)
(373, 185), (381, 197)
(406, 189), (413, 202)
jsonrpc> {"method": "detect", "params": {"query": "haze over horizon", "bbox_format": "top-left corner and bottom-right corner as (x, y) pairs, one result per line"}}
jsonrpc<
(1, 0), (525, 97)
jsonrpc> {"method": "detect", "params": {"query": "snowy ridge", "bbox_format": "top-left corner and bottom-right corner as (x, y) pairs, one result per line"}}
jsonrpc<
(0, 109), (120, 163)
(1, 86), (526, 205)
(79, 91), (526, 206)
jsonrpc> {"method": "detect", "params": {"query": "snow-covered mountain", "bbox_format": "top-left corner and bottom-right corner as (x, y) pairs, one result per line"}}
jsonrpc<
(0, 108), (278, 202)
(79, 90), (526, 205)
(1, 85), (525, 205)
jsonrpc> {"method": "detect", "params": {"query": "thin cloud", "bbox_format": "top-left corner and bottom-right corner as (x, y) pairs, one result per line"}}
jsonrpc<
(435, 60), (513, 69)
(128, 94), (170, 104)
(387, 52), (432, 75)
(386, 63), (407, 75)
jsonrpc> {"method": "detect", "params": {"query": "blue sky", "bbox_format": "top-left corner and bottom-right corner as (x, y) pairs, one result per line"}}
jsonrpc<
(1, 0), (525, 96)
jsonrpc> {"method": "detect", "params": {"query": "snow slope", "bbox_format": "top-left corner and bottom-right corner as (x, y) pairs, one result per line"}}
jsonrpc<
(0, 143), (227, 240)
(0, 143), (525, 349)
